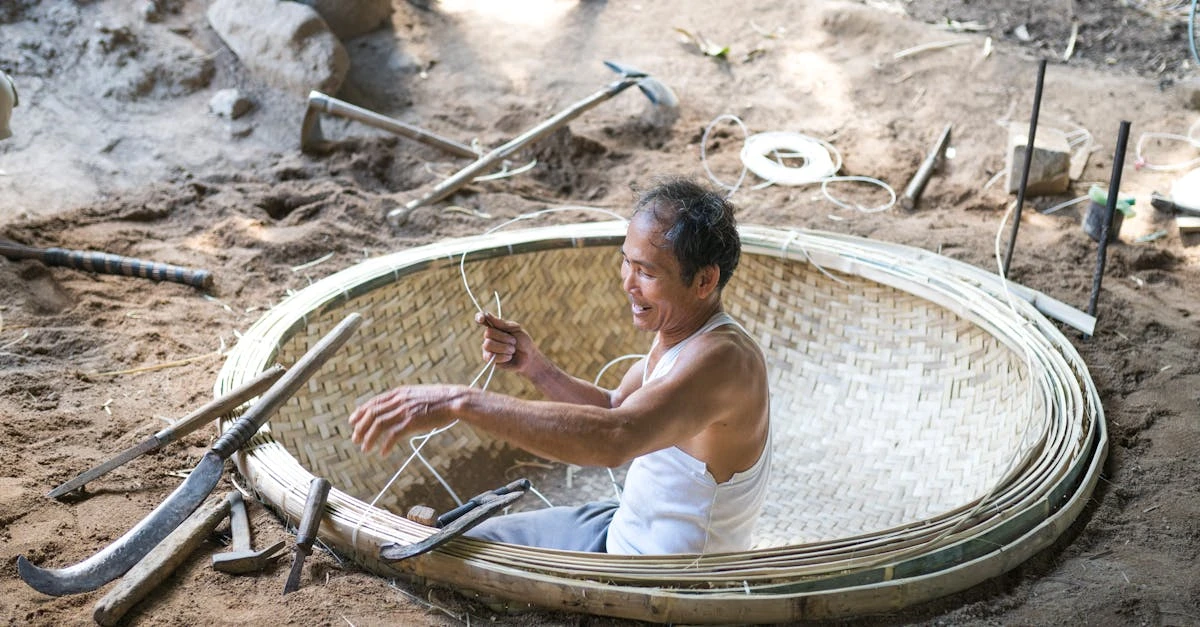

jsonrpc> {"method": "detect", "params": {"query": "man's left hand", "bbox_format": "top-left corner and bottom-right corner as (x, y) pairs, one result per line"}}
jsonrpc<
(349, 385), (464, 456)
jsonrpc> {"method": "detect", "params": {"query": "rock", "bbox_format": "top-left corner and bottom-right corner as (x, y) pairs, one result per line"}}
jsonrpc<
(1005, 124), (1071, 196)
(295, 0), (392, 40)
(209, 88), (252, 119)
(206, 0), (349, 96)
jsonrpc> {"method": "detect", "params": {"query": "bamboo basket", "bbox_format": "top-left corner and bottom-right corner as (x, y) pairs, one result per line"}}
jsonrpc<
(215, 221), (1106, 624)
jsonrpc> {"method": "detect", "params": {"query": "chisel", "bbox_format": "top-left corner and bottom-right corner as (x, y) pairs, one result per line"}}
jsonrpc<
(283, 477), (331, 595)
(46, 365), (286, 499)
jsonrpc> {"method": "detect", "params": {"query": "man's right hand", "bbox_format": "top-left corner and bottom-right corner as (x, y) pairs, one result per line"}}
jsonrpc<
(476, 311), (541, 376)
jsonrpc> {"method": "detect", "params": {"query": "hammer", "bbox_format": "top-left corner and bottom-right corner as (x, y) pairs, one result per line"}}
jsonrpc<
(300, 91), (479, 158)
(388, 60), (678, 222)
(211, 491), (285, 574)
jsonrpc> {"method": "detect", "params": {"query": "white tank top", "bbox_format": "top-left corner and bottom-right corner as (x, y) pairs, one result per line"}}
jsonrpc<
(606, 311), (771, 555)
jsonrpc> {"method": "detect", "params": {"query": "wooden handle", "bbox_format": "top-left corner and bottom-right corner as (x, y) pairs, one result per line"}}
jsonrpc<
(154, 365), (286, 445)
(0, 240), (213, 290)
(295, 477), (332, 550)
(92, 493), (232, 626)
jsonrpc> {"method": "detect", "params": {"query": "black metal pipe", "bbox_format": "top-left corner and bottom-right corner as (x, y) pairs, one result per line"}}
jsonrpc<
(1086, 120), (1132, 333)
(1002, 58), (1048, 277)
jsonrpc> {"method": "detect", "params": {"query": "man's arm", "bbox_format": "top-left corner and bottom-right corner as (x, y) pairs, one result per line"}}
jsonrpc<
(477, 312), (638, 408)
(351, 332), (755, 467)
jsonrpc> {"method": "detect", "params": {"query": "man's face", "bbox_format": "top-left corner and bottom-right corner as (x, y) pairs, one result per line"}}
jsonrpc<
(619, 211), (697, 333)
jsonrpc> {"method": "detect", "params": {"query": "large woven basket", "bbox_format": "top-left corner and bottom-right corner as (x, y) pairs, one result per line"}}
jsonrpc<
(215, 221), (1106, 624)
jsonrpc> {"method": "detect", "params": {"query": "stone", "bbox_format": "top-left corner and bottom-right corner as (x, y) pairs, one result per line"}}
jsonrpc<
(209, 88), (252, 119)
(206, 0), (349, 96)
(1005, 124), (1071, 196)
(295, 0), (392, 40)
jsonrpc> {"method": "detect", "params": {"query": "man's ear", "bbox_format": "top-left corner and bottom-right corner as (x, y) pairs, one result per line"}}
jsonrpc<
(694, 265), (720, 299)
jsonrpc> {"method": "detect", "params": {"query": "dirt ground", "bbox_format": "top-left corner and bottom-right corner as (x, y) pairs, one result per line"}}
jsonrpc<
(2, 0), (1199, 625)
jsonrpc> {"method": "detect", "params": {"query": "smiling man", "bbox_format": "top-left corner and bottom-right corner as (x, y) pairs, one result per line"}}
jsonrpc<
(349, 177), (771, 554)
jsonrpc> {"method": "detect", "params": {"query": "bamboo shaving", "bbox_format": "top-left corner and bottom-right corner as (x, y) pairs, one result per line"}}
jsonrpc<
(94, 350), (221, 377)
(1064, 22), (1079, 61)
(893, 38), (973, 60)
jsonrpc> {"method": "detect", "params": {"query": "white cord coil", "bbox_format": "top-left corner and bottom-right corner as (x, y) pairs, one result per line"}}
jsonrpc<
(739, 131), (841, 186)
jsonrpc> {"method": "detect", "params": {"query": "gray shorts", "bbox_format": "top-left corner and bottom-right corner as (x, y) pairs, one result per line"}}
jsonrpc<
(464, 500), (619, 552)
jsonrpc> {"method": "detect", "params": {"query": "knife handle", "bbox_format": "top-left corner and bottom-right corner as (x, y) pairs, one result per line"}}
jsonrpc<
(295, 478), (332, 551)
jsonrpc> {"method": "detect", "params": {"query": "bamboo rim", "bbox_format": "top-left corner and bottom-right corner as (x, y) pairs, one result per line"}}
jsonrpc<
(215, 221), (1106, 624)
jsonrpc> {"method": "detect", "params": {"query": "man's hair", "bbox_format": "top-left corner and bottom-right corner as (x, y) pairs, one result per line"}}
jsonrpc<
(633, 177), (740, 290)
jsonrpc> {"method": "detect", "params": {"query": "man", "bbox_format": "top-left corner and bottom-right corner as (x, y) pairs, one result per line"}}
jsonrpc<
(349, 177), (771, 554)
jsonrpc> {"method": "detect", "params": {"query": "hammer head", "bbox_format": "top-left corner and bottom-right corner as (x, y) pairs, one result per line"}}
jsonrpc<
(299, 91), (329, 154)
(212, 539), (286, 574)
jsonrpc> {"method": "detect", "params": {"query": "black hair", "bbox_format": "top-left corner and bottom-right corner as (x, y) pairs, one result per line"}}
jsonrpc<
(632, 177), (740, 289)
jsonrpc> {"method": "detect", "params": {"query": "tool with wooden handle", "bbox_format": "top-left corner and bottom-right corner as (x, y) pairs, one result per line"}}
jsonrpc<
(301, 90), (479, 158)
(17, 313), (362, 596)
(0, 240), (213, 290)
(211, 491), (286, 574)
(47, 365), (286, 499)
(283, 477), (332, 594)
(388, 60), (677, 221)
(92, 493), (233, 627)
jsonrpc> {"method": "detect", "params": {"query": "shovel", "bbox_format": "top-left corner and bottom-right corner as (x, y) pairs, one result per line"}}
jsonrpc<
(387, 61), (678, 222)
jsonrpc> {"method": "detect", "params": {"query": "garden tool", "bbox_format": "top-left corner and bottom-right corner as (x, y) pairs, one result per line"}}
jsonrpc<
(0, 239), (213, 290)
(47, 365), (286, 499)
(16, 313), (362, 596)
(388, 61), (678, 221)
(282, 477), (331, 594)
(300, 90), (479, 158)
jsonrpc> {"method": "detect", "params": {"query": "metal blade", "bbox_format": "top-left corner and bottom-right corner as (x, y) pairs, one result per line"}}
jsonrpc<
(379, 489), (526, 562)
(282, 547), (308, 595)
(17, 452), (225, 596)
(46, 436), (162, 499)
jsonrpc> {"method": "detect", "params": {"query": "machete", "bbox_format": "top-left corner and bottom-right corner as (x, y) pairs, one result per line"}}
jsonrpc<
(47, 364), (287, 499)
(17, 312), (363, 596)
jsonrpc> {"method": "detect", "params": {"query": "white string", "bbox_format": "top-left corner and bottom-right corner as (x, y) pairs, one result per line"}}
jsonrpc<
(1134, 126), (1200, 171)
(593, 353), (645, 499)
(700, 114), (751, 198)
(357, 206), (632, 542)
(699, 114), (897, 212)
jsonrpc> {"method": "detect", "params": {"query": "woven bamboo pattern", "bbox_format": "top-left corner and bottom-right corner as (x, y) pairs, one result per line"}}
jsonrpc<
(216, 221), (1106, 624)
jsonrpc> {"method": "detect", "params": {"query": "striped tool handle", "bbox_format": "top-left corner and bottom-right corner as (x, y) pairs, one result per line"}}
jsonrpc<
(0, 240), (213, 290)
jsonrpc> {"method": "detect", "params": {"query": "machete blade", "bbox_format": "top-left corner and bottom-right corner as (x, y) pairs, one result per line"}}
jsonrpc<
(17, 452), (225, 596)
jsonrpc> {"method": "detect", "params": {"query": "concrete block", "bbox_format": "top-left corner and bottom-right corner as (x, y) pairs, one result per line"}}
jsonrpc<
(1005, 124), (1071, 196)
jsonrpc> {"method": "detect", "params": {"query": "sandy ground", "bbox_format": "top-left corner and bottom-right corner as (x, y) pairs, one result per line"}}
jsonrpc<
(2, 0), (1200, 625)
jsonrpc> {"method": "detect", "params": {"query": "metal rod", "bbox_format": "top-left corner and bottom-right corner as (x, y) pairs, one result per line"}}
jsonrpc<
(1086, 120), (1132, 331)
(1002, 58), (1048, 277)
(901, 123), (953, 211)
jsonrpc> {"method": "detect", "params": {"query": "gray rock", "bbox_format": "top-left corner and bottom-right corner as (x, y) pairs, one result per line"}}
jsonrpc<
(209, 88), (252, 119)
(207, 0), (349, 96)
(1005, 124), (1071, 196)
(295, 0), (392, 40)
